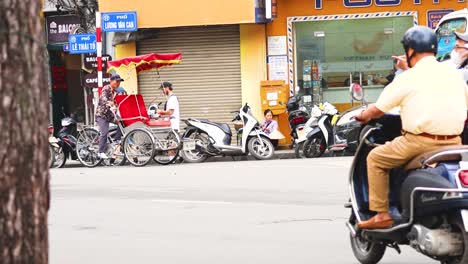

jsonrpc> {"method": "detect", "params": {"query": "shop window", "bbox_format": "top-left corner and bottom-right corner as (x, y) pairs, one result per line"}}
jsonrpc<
(294, 16), (413, 104)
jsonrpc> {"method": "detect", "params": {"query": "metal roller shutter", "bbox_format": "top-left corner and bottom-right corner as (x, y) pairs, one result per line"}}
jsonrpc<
(137, 25), (241, 131)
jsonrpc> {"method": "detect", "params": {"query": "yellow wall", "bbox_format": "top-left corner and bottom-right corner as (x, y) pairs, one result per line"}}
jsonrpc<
(98, 0), (256, 28)
(114, 42), (138, 94)
(240, 24), (267, 120)
(268, 0), (466, 36)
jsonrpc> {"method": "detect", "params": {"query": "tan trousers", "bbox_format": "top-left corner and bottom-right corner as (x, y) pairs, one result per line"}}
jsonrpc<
(367, 133), (461, 212)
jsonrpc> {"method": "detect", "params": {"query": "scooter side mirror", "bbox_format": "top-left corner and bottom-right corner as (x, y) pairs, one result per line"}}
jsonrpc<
(242, 103), (250, 113)
(295, 86), (300, 94)
(350, 83), (364, 102)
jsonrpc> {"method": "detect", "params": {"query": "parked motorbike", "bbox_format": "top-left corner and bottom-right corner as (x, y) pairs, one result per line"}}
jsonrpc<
(347, 90), (468, 264)
(52, 116), (79, 168)
(48, 124), (58, 168)
(294, 105), (322, 158)
(302, 88), (366, 157)
(180, 103), (274, 163)
(287, 94), (310, 148)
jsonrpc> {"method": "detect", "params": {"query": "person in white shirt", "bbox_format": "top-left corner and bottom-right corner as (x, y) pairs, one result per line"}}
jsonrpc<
(157, 81), (180, 131)
(449, 31), (468, 83)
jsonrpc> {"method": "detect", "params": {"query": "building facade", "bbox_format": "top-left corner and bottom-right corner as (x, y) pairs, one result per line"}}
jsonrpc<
(99, 0), (466, 143)
(99, 0), (270, 126)
(266, 0), (466, 111)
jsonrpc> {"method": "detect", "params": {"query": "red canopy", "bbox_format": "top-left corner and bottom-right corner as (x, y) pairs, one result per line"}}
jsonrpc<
(107, 53), (182, 74)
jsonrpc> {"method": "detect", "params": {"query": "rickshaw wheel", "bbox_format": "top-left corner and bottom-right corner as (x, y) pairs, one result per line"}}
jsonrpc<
(123, 128), (155, 167)
(153, 130), (180, 165)
(102, 141), (126, 166)
(76, 128), (102, 168)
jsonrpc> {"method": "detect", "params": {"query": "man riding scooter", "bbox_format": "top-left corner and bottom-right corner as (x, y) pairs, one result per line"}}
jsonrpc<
(355, 26), (468, 230)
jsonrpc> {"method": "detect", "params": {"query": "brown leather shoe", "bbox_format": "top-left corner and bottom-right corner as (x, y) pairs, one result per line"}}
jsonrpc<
(358, 215), (394, 230)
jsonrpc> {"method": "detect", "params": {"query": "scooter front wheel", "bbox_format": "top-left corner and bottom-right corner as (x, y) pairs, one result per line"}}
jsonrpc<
(350, 233), (386, 264)
(247, 136), (274, 160)
(303, 135), (326, 158)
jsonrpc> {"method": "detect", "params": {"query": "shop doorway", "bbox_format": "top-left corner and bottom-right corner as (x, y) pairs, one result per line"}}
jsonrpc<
(49, 50), (85, 132)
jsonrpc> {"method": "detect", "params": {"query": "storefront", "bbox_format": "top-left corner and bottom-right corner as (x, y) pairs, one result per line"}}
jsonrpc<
(99, 0), (270, 124)
(267, 0), (466, 111)
(43, 11), (88, 131)
(136, 25), (242, 126)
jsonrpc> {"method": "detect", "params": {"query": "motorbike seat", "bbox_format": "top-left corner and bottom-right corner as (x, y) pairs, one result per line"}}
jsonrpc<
(404, 145), (468, 172)
(200, 120), (232, 135)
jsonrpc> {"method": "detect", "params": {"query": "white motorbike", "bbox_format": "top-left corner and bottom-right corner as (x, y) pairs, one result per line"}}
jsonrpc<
(294, 105), (322, 158)
(303, 102), (366, 157)
(180, 103), (275, 163)
(48, 124), (60, 168)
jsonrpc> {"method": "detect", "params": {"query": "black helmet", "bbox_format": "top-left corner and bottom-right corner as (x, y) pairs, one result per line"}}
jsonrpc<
(401, 26), (437, 67)
(401, 26), (437, 55)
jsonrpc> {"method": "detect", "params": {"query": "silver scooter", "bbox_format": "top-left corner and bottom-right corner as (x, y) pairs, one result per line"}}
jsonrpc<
(180, 103), (274, 163)
(294, 105), (322, 158)
(302, 84), (367, 157)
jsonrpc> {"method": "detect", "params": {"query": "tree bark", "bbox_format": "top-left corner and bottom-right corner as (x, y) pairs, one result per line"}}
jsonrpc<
(0, 0), (50, 263)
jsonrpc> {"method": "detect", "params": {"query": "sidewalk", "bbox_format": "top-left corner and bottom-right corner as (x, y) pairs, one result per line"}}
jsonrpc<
(205, 149), (296, 163)
(201, 149), (353, 163)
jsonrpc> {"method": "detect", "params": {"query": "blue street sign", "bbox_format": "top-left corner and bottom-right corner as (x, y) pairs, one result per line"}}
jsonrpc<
(101, 11), (137, 32)
(63, 43), (69, 52)
(68, 34), (96, 54)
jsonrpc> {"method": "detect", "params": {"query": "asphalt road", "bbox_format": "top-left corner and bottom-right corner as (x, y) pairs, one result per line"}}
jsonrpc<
(49, 158), (438, 264)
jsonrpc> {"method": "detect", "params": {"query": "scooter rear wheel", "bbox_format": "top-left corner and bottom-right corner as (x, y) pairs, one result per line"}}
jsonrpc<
(442, 217), (468, 264)
(48, 144), (55, 168)
(294, 142), (306, 158)
(180, 132), (209, 163)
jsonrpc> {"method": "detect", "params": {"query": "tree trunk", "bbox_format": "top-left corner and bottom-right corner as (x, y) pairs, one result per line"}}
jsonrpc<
(0, 0), (50, 263)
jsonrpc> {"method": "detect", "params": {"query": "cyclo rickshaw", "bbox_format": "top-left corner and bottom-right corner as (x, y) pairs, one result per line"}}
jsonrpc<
(75, 53), (182, 167)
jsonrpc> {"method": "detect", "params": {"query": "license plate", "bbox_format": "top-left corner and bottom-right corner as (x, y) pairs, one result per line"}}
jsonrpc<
(461, 209), (468, 232)
(183, 140), (196, 151)
(297, 129), (305, 138)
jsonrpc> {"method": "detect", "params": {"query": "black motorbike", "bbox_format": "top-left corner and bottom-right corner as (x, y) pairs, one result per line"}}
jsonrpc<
(53, 116), (79, 168)
(287, 94), (310, 148)
(303, 102), (365, 157)
(347, 110), (468, 264)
